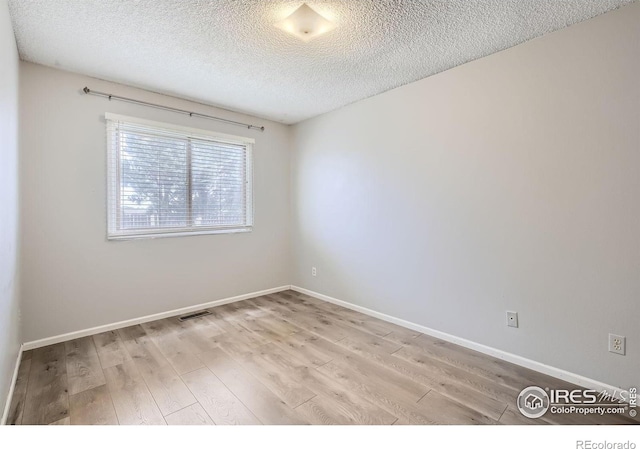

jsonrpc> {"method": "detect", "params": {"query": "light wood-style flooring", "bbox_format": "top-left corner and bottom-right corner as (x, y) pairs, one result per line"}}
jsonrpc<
(7, 290), (637, 425)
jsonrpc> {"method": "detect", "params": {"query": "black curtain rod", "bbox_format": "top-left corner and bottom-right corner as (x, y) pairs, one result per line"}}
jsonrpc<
(82, 87), (265, 132)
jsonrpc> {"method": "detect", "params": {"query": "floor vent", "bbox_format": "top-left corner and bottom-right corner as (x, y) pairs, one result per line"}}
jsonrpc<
(178, 310), (211, 321)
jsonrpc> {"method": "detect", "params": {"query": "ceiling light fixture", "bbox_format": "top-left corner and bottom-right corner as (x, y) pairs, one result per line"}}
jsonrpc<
(274, 3), (335, 42)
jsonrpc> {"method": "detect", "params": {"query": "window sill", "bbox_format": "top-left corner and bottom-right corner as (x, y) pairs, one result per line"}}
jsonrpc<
(107, 226), (252, 241)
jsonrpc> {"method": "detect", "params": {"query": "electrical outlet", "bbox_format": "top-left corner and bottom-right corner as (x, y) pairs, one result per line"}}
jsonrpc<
(311, 267), (317, 277)
(506, 311), (518, 328)
(609, 334), (626, 355)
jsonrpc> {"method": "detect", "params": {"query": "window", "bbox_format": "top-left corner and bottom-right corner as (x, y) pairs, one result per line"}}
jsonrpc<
(106, 113), (253, 239)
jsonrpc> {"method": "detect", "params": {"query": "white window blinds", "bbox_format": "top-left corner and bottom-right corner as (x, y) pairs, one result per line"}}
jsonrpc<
(106, 114), (253, 239)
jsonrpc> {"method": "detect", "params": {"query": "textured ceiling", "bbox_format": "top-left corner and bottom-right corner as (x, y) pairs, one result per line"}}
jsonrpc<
(8, 0), (633, 124)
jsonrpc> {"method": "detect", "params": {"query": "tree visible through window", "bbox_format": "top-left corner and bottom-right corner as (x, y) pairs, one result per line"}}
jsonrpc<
(107, 114), (253, 239)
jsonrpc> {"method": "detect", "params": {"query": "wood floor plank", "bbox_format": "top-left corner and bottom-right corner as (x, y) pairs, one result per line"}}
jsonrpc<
(393, 345), (519, 404)
(169, 314), (226, 338)
(247, 296), (294, 319)
(255, 313), (302, 337)
(249, 295), (314, 320)
(272, 331), (334, 367)
(69, 384), (118, 425)
(118, 325), (167, 366)
(232, 315), (288, 343)
(279, 330), (353, 364)
(295, 395), (360, 425)
(204, 308), (246, 333)
(268, 292), (420, 348)
(136, 363), (197, 416)
(392, 418), (412, 425)
(221, 300), (266, 317)
(245, 296), (283, 315)
(335, 330), (403, 355)
(410, 334), (575, 392)
(93, 331), (132, 369)
(239, 313), (301, 343)
(219, 345), (317, 408)
(498, 406), (549, 425)
(288, 291), (423, 342)
(279, 292), (394, 338)
(330, 351), (430, 404)
(49, 417), (70, 425)
(22, 344), (69, 425)
(252, 296), (351, 342)
(211, 329), (267, 355)
(275, 294), (411, 353)
(197, 347), (307, 424)
(165, 403), (214, 425)
(206, 305), (253, 333)
(272, 293), (359, 321)
(103, 361), (166, 425)
(263, 293), (308, 312)
(140, 319), (205, 375)
(164, 316), (222, 354)
(417, 390), (496, 425)
(65, 337), (106, 395)
(381, 329), (423, 346)
(338, 336), (508, 420)
(7, 358), (31, 425)
(181, 367), (260, 425)
(317, 361), (438, 425)
(118, 325), (197, 416)
(253, 343), (397, 425)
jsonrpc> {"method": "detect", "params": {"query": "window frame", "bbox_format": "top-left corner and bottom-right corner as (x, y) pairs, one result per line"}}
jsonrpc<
(106, 113), (254, 240)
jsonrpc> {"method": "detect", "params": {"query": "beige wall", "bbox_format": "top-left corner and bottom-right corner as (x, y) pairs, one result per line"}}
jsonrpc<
(291, 3), (639, 388)
(0, 0), (21, 418)
(19, 63), (292, 342)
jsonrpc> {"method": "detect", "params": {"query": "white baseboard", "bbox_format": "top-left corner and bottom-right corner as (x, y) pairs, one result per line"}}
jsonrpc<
(1, 344), (24, 425)
(22, 285), (290, 351)
(290, 285), (625, 397)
